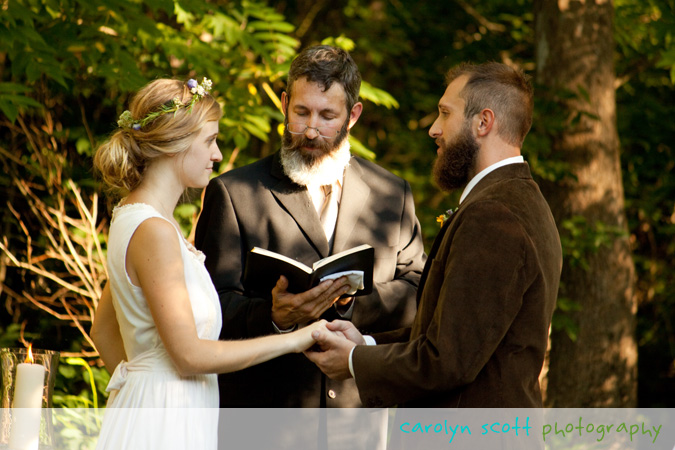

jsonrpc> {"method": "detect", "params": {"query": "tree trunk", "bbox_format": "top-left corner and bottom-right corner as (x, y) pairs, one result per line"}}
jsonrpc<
(534, 0), (637, 406)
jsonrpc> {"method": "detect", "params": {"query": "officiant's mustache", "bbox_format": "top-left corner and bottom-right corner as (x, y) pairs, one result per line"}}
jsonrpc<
(282, 119), (350, 162)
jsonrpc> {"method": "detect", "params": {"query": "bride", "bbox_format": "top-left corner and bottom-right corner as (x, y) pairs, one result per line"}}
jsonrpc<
(91, 78), (345, 449)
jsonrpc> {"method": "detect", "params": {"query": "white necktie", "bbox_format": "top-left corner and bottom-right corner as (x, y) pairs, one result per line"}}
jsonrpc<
(320, 184), (338, 243)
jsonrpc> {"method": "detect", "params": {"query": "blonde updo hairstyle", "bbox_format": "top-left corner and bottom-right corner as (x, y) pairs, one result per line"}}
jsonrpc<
(94, 78), (222, 196)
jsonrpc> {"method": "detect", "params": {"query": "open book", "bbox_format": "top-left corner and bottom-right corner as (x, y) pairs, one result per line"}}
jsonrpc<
(242, 244), (374, 296)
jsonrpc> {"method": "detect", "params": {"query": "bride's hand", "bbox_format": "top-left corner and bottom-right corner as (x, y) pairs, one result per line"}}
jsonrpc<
(291, 319), (329, 353)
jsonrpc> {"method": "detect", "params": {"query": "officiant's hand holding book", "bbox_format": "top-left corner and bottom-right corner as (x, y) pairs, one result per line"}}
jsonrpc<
(243, 244), (374, 297)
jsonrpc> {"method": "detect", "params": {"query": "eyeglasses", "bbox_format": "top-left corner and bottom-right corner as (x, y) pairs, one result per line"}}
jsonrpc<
(286, 123), (340, 138)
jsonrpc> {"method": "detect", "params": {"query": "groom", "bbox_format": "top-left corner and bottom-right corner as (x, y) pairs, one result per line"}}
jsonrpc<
(306, 61), (562, 408)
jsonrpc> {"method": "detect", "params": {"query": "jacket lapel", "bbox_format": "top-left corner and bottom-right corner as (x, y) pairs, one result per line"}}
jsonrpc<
(417, 210), (456, 300)
(269, 154), (331, 257)
(332, 158), (370, 254)
(416, 162), (532, 302)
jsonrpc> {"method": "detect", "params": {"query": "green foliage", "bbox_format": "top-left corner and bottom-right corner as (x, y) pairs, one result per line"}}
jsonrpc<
(0, 82), (43, 123)
(51, 357), (105, 448)
(525, 85), (577, 183)
(550, 217), (628, 341)
(0, 324), (36, 348)
(53, 357), (109, 409)
(0, 0), (303, 158)
(321, 34), (356, 52)
(347, 135), (376, 161)
(319, 36), (399, 109)
(52, 407), (101, 450)
(551, 295), (582, 342)
(615, 0), (675, 83)
(615, 0), (675, 406)
(559, 216), (628, 271)
(174, 200), (201, 238)
(359, 81), (399, 110)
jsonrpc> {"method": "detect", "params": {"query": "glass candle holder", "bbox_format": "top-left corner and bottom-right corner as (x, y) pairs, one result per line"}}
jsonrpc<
(0, 348), (60, 450)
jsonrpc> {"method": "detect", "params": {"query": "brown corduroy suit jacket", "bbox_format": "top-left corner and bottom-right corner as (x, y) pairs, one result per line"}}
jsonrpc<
(353, 162), (562, 408)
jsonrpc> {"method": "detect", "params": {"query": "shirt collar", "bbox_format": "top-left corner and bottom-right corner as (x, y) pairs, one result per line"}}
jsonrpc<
(459, 156), (524, 204)
(307, 172), (344, 211)
(307, 168), (344, 190)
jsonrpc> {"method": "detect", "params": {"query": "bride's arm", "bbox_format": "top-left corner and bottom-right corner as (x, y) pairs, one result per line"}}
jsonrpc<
(91, 282), (128, 373)
(127, 218), (330, 377)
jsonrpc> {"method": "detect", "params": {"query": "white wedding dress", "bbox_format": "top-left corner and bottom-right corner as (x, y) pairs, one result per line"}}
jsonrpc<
(96, 203), (222, 450)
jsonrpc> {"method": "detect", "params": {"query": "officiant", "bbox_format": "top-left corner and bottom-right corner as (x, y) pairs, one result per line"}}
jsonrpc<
(194, 44), (425, 410)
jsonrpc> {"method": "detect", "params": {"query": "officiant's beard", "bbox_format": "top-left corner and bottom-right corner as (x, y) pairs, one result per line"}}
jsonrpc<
(280, 119), (351, 187)
(433, 122), (480, 191)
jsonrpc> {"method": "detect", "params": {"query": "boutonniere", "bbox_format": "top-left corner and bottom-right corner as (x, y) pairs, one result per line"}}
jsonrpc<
(436, 208), (458, 228)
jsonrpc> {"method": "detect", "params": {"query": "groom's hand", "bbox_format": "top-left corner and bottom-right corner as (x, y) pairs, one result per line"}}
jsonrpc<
(304, 324), (356, 380)
(326, 320), (365, 345)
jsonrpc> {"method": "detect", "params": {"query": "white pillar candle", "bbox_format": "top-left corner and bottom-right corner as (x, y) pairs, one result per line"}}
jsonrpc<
(8, 361), (45, 450)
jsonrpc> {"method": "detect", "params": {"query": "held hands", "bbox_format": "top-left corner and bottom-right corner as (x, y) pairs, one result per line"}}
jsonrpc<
(290, 319), (329, 353)
(271, 275), (351, 330)
(289, 319), (357, 354)
(304, 320), (364, 380)
(324, 320), (365, 346)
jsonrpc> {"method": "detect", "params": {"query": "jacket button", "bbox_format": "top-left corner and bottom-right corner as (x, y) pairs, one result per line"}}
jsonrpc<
(327, 389), (337, 399)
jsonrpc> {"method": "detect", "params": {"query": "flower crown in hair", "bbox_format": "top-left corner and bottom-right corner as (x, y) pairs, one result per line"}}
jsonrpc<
(117, 78), (213, 131)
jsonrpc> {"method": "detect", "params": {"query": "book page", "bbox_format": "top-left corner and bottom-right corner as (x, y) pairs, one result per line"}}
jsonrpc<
(250, 247), (313, 274)
(312, 244), (373, 270)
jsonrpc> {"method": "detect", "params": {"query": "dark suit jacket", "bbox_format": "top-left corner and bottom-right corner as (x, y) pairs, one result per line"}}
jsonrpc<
(194, 152), (425, 407)
(352, 162), (562, 408)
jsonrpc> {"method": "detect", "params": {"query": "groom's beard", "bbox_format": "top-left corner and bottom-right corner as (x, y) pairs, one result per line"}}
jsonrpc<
(433, 121), (480, 191)
(280, 119), (351, 187)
